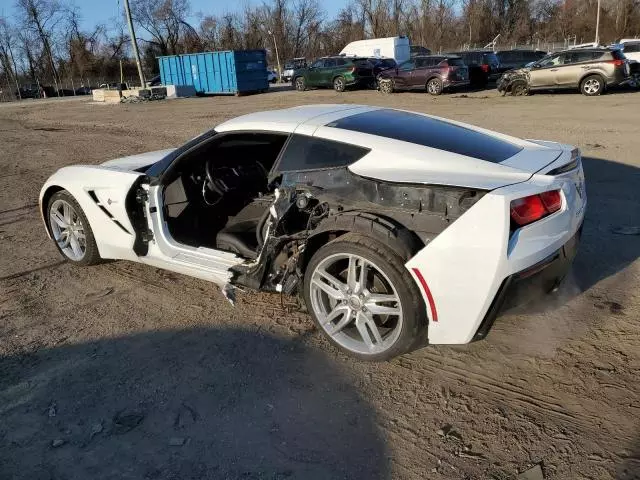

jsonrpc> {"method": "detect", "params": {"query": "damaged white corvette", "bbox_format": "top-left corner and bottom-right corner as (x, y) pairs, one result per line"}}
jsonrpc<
(40, 105), (586, 360)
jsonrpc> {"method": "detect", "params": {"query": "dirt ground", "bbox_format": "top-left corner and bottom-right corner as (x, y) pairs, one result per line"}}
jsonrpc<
(1, 88), (639, 480)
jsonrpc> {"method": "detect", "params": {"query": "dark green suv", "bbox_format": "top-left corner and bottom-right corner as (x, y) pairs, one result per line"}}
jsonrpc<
(293, 56), (374, 92)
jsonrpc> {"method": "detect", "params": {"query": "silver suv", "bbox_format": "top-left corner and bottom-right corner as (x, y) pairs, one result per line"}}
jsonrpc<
(498, 48), (630, 96)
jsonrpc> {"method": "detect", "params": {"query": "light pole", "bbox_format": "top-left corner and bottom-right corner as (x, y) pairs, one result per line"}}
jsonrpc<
(595, 0), (601, 45)
(267, 30), (282, 83)
(123, 0), (146, 88)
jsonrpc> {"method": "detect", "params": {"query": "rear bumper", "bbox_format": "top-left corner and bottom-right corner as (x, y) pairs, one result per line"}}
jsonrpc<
(473, 225), (582, 340)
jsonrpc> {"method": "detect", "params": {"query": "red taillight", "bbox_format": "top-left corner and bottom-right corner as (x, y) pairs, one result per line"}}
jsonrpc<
(510, 190), (562, 227)
(481, 64), (489, 73)
(607, 59), (625, 67)
(539, 190), (562, 212)
(350, 66), (356, 73)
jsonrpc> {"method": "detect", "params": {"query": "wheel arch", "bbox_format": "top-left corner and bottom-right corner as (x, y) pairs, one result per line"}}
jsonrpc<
(40, 184), (66, 238)
(301, 212), (424, 274)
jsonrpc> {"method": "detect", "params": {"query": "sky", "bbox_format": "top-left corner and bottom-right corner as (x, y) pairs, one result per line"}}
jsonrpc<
(0, 0), (346, 32)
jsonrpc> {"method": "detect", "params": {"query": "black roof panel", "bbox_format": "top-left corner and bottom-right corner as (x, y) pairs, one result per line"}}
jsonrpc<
(327, 109), (522, 163)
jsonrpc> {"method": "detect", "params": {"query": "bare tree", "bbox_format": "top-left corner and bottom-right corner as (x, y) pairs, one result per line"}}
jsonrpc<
(15, 0), (65, 90)
(130, 0), (197, 55)
(0, 17), (21, 96)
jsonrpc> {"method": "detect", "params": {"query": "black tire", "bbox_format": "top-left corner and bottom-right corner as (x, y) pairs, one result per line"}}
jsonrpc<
(303, 233), (427, 361)
(580, 75), (604, 96)
(294, 76), (306, 91)
(46, 190), (101, 266)
(510, 80), (528, 96)
(426, 77), (443, 95)
(333, 76), (346, 92)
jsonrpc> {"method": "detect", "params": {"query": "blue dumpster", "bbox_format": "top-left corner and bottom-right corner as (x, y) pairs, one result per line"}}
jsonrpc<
(158, 50), (269, 95)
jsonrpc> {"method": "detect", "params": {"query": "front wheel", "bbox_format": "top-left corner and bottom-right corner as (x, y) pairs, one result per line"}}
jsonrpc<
(510, 80), (528, 96)
(426, 77), (443, 95)
(294, 76), (306, 91)
(581, 75), (604, 96)
(303, 233), (427, 361)
(47, 190), (101, 265)
(378, 78), (394, 94)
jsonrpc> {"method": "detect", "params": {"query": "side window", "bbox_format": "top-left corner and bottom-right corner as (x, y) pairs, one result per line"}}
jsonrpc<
(500, 51), (515, 63)
(324, 58), (337, 68)
(625, 43), (640, 53)
(311, 59), (324, 68)
(336, 58), (348, 66)
(275, 135), (370, 172)
(415, 58), (428, 68)
(399, 60), (416, 71)
(538, 54), (562, 68)
(567, 51), (598, 63)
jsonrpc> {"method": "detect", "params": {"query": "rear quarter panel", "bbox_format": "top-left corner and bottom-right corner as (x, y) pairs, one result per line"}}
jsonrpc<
(406, 172), (584, 345)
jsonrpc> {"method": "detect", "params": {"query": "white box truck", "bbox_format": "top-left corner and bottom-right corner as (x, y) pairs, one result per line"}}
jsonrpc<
(340, 36), (410, 63)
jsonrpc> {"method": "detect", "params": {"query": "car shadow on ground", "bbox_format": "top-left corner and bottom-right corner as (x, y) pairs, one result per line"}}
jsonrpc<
(507, 155), (640, 314)
(0, 327), (389, 480)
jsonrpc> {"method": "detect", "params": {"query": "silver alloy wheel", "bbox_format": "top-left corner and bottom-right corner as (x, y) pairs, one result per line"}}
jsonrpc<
(295, 77), (305, 91)
(583, 78), (601, 94)
(49, 199), (86, 261)
(334, 77), (345, 92)
(309, 253), (403, 355)
(427, 79), (441, 94)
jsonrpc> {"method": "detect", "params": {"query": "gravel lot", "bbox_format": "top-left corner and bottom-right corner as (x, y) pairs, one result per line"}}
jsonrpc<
(1, 88), (639, 480)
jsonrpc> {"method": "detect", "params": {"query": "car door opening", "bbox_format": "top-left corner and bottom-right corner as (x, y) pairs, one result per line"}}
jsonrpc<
(160, 132), (289, 258)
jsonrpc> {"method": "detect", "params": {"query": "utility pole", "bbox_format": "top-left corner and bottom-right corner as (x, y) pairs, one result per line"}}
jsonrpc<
(123, 0), (146, 88)
(268, 30), (282, 83)
(595, 0), (601, 45)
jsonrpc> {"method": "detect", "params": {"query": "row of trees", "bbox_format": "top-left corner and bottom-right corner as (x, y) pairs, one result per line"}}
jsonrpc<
(1, 0), (639, 98)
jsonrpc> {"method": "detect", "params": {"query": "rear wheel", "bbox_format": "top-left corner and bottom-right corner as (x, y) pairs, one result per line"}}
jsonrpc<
(47, 190), (101, 265)
(581, 75), (604, 96)
(426, 77), (443, 95)
(333, 76), (346, 92)
(303, 233), (426, 361)
(294, 76), (306, 91)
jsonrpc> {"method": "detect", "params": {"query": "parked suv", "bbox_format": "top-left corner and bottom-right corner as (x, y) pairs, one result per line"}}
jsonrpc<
(293, 56), (374, 92)
(497, 48), (631, 96)
(496, 49), (547, 72)
(377, 55), (469, 95)
(446, 50), (501, 86)
(282, 58), (306, 83)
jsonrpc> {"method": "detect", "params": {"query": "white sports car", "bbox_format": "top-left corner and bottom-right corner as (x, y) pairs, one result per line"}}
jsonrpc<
(40, 105), (586, 360)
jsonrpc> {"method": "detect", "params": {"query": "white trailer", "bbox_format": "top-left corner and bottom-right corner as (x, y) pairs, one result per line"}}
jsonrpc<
(340, 36), (410, 63)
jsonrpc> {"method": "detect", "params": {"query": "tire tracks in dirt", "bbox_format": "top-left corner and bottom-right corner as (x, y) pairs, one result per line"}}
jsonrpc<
(396, 351), (620, 435)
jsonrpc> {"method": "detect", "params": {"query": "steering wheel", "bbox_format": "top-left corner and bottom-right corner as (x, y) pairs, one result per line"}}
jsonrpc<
(203, 160), (231, 206)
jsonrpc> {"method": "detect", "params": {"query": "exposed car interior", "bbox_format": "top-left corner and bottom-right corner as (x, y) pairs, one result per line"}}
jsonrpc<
(160, 132), (289, 258)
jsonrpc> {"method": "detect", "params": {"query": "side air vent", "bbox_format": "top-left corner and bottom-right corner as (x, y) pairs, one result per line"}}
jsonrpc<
(87, 190), (131, 235)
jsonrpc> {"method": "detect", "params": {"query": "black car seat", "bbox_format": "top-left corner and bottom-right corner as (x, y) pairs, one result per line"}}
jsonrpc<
(215, 196), (272, 259)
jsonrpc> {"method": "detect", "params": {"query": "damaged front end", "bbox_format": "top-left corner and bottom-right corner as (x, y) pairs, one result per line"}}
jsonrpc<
(497, 69), (531, 96)
(229, 168), (487, 297)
